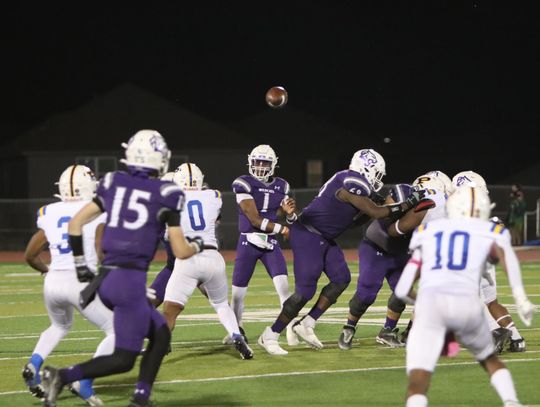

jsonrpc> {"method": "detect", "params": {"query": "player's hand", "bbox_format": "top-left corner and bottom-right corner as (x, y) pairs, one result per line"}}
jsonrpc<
(370, 191), (386, 205)
(188, 236), (205, 254)
(404, 189), (426, 210)
(281, 198), (296, 215)
(516, 297), (536, 327)
(280, 225), (290, 240)
(74, 255), (94, 282)
(146, 287), (157, 301)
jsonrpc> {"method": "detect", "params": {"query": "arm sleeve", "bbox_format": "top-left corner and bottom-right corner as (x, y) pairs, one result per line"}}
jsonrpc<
(343, 176), (371, 196)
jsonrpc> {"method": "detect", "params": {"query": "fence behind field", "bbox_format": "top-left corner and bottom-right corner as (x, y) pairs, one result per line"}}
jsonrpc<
(1, 185), (540, 251)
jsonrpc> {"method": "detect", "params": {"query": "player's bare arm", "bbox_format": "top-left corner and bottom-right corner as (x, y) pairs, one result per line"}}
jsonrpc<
(95, 223), (105, 262)
(24, 229), (49, 274)
(238, 198), (289, 239)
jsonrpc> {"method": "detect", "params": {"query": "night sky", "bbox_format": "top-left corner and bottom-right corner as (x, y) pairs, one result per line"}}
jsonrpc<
(3, 2), (540, 181)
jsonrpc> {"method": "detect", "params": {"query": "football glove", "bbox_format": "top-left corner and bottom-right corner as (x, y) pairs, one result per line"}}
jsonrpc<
(405, 189), (426, 210)
(515, 295), (536, 327)
(74, 256), (94, 283)
(188, 236), (205, 254)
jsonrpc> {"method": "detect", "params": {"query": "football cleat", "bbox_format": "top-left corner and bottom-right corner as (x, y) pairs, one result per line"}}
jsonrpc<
(492, 328), (512, 354)
(292, 319), (323, 350)
(68, 381), (104, 406)
(286, 322), (300, 346)
(503, 401), (524, 407)
(42, 366), (64, 407)
(258, 327), (288, 355)
(376, 327), (404, 348)
(128, 396), (155, 407)
(233, 335), (254, 360)
(223, 326), (248, 345)
(508, 337), (526, 353)
(22, 363), (45, 399)
(338, 325), (356, 350)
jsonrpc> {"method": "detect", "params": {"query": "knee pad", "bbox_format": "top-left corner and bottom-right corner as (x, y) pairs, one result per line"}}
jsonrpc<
(349, 295), (371, 318)
(321, 282), (348, 304)
(388, 293), (406, 314)
(282, 293), (308, 319)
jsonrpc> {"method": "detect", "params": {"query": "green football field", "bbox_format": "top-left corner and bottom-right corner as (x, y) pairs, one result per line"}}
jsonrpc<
(0, 261), (539, 407)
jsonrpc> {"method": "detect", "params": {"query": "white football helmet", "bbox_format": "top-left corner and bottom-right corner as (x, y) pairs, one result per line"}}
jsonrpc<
(120, 129), (171, 175)
(425, 170), (454, 195)
(55, 165), (97, 202)
(412, 174), (445, 192)
(446, 186), (491, 221)
(173, 163), (205, 190)
(349, 149), (386, 192)
(248, 144), (277, 182)
(452, 171), (489, 195)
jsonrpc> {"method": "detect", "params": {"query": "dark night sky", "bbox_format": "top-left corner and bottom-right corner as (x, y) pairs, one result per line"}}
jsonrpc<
(3, 2), (540, 179)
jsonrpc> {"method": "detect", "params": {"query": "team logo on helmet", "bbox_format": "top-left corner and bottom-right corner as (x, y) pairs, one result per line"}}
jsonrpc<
(359, 150), (378, 167)
(455, 175), (472, 187)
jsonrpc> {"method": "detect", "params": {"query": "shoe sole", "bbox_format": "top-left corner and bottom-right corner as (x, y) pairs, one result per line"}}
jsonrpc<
(375, 336), (404, 348)
(292, 327), (323, 350)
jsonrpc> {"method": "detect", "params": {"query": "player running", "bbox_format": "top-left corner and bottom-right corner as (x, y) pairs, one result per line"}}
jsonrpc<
(161, 163), (253, 359)
(22, 165), (113, 406)
(395, 186), (536, 407)
(40, 130), (204, 407)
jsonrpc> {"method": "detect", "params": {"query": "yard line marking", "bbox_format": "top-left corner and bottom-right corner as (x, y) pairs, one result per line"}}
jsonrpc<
(0, 357), (538, 396)
(0, 335), (98, 341)
(0, 352), (94, 361)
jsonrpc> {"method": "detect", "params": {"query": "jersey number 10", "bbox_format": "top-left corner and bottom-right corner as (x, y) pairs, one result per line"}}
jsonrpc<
(432, 231), (470, 271)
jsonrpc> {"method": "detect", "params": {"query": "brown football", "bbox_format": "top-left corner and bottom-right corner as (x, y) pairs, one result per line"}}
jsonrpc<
(265, 86), (288, 109)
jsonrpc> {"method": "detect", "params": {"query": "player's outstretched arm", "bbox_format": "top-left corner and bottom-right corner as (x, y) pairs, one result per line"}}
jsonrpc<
(239, 198), (289, 238)
(387, 199), (435, 237)
(24, 229), (49, 274)
(494, 242), (537, 326)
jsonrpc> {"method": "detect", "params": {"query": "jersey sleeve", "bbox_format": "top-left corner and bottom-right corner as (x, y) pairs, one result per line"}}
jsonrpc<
(492, 224), (511, 248)
(159, 182), (185, 212)
(343, 176), (371, 196)
(408, 224), (426, 251)
(214, 190), (223, 210)
(232, 177), (252, 194)
(36, 205), (48, 229)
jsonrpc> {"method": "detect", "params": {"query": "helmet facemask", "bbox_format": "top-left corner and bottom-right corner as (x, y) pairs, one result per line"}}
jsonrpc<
(247, 145), (278, 183)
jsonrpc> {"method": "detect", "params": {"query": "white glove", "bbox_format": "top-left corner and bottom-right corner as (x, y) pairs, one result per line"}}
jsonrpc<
(246, 233), (274, 250)
(146, 287), (157, 301)
(515, 296), (536, 327)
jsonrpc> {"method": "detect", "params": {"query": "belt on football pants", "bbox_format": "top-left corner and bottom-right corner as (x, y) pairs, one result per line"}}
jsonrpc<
(203, 245), (218, 251)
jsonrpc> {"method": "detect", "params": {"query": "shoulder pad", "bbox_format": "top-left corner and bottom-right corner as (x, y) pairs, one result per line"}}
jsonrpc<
(232, 177), (252, 194)
(37, 205), (47, 218)
(343, 176), (371, 196)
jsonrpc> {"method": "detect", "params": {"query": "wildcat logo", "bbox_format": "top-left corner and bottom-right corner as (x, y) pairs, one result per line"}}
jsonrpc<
(359, 150), (377, 167)
(149, 135), (167, 153)
(456, 175), (472, 186)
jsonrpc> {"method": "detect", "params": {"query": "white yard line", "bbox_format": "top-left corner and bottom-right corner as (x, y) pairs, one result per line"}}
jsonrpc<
(0, 357), (539, 396)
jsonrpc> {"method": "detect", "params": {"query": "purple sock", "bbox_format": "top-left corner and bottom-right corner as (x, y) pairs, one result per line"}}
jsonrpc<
(384, 317), (398, 330)
(347, 319), (358, 327)
(59, 365), (84, 384)
(308, 307), (325, 321)
(134, 381), (152, 401)
(271, 319), (287, 333)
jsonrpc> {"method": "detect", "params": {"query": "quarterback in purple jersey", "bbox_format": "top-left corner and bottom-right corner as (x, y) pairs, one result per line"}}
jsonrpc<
(227, 144), (298, 345)
(40, 130), (204, 407)
(258, 149), (425, 355)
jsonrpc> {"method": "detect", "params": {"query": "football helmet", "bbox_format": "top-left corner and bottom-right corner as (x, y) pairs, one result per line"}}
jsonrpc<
(452, 171), (489, 195)
(248, 145), (277, 182)
(425, 170), (454, 196)
(121, 129), (171, 175)
(173, 163), (205, 190)
(412, 174), (445, 192)
(446, 186), (491, 221)
(349, 149), (386, 192)
(389, 183), (413, 204)
(55, 165), (97, 202)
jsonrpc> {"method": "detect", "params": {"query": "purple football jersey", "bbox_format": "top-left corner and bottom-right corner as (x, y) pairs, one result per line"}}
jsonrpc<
(300, 169), (372, 239)
(96, 171), (184, 270)
(232, 175), (290, 233)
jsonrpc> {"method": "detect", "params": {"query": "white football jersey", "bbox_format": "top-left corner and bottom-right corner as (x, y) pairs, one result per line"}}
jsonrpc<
(409, 217), (510, 296)
(419, 188), (447, 223)
(37, 200), (106, 271)
(180, 189), (222, 248)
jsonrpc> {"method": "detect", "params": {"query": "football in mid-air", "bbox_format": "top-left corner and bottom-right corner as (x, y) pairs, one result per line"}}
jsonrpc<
(265, 86), (288, 109)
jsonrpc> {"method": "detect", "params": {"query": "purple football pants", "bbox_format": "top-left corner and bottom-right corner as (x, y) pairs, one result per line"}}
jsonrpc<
(290, 222), (351, 300)
(149, 266), (172, 304)
(355, 240), (409, 304)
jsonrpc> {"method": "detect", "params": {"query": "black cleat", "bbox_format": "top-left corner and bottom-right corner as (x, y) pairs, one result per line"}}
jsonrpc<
(42, 366), (64, 407)
(127, 396), (155, 407)
(239, 326), (248, 344)
(400, 321), (413, 345)
(508, 337), (526, 352)
(338, 325), (356, 350)
(233, 335), (254, 359)
(492, 328), (512, 354)
(376, 327), (404, 348)
(22, 363), (45, 399)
